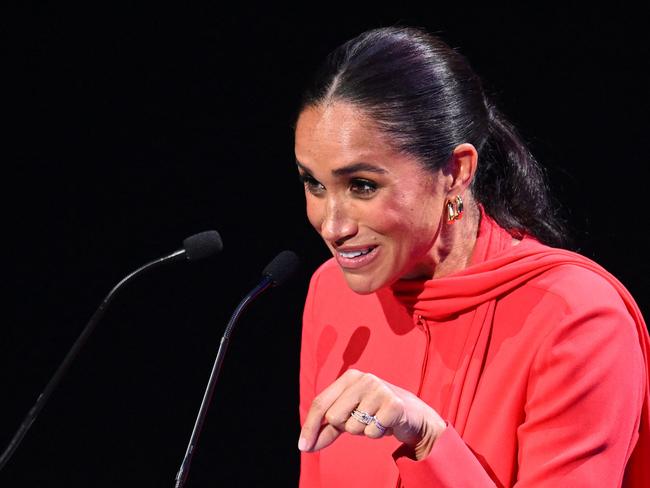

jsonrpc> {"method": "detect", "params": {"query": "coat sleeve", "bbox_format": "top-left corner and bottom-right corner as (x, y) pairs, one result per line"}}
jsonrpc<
(394, 299), (645, 487)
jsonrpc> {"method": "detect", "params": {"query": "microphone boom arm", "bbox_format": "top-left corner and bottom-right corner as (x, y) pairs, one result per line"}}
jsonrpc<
(0, 249), (186, 471)
(174, 274), (273, 488)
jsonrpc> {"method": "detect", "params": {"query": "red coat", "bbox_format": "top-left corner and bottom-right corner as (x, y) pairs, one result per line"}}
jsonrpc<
(299, 213), (649, 487)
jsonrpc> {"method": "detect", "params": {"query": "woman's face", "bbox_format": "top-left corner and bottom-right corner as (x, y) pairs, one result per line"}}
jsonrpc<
(294, 101), (449, 294)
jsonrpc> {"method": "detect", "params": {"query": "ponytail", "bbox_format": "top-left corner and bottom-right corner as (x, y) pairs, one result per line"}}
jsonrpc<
(474, 104), (569, 247)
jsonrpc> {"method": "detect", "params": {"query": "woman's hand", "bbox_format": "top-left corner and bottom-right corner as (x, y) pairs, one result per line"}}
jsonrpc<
(298, 369), (447, 460)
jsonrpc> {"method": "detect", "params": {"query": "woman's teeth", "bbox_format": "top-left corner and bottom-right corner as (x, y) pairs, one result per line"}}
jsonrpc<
(339, 248), (373, 258)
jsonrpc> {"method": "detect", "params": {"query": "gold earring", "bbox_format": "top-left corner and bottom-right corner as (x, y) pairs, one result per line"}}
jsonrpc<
(446, 195), (464, 224)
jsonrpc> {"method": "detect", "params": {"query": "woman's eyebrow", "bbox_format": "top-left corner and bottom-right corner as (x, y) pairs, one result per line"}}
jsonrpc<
(295, 160), (313, 175)
(296, 160), (387, 177)
(332, 162), (387, 176)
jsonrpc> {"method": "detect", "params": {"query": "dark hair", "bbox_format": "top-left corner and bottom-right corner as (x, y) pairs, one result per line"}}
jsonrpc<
(298, 26), (568, 248)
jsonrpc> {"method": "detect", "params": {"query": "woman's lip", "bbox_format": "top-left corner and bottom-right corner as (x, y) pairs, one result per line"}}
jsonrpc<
(334, 246), (379, 270)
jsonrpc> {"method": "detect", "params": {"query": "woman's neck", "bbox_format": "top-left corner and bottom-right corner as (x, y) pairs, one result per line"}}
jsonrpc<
(434, 198), (480, 278)
(403, 197), (481, 281)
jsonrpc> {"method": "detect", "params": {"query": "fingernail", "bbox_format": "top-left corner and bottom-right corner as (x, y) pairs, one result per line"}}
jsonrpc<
(298, 437), (308, 451)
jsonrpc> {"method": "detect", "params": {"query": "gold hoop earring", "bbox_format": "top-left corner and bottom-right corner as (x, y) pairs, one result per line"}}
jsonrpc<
(446, 195), (464, 224)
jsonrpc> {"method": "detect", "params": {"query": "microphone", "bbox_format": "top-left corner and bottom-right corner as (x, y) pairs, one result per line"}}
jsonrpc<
(174, 250), (300, 488)
(0, 230), (223, 472)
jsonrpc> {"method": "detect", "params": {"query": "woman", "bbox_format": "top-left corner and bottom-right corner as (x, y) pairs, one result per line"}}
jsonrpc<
(294, 27), (649, 487)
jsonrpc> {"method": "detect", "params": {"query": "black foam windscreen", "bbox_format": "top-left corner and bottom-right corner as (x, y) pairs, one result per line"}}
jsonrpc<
(262, 250), (300, 286)
(182, 230), (223, 261)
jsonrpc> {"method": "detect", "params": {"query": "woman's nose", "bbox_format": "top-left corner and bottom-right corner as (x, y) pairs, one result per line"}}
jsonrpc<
(320, 198), (358, 244)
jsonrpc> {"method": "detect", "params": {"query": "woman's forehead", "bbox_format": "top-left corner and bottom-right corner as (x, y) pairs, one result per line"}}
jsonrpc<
(295, 102), (396, 164)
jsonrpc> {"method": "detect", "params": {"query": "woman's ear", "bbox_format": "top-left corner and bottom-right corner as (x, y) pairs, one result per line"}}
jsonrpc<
(447, 143), (478, 195)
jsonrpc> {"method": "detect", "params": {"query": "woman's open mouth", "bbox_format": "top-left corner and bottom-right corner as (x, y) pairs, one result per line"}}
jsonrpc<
(335, 246), (379, 270)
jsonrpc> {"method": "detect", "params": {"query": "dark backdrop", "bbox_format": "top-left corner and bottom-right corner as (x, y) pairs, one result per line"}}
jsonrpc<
(3, 5), (649, 487)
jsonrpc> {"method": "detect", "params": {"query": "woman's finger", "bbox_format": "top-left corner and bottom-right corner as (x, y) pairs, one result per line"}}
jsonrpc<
(311, 423), (344, 452)
(299, 369), (363, 451)
(326, 376), (385, 435)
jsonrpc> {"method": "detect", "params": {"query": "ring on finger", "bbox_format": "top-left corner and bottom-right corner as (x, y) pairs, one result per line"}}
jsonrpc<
(373, 417), (387, 435)
(350, 409), (387, 435)
(350, 409), (374, 425)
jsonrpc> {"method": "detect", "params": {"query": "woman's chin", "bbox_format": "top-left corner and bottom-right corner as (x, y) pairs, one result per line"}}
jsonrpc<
(342, 272), (387, 295)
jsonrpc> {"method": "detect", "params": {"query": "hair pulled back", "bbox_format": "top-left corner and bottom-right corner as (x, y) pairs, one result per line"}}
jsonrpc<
(299, 26), (567, 247)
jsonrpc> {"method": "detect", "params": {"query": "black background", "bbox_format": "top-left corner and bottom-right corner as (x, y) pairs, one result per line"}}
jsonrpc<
(3, 5), (649, 487)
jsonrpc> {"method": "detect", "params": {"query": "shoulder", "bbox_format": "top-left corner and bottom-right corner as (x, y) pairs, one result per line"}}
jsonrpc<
(496, 240), (645, 354)
(512, 243), (644, 360)
(304, 257), (350, 304)
(303, 258), (353, 318)
(303, 258), (388, 323)
(512, 238), (633, 313)
(307, 257), (343, 290)
(530, 262), (628, 314)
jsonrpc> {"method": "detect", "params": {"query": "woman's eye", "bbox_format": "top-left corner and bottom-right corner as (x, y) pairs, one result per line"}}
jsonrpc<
(350, 179), (377, 196)
(300, 174), (325, 195)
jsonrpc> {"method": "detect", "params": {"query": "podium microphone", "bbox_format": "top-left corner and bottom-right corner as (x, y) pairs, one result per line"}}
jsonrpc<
(0, 230), (223, 472)
(174, 249), (300, 488)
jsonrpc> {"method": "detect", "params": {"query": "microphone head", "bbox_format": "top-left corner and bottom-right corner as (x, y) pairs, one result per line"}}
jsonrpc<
(262, 250), (300, 287)
(182, 230), (223, 261)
